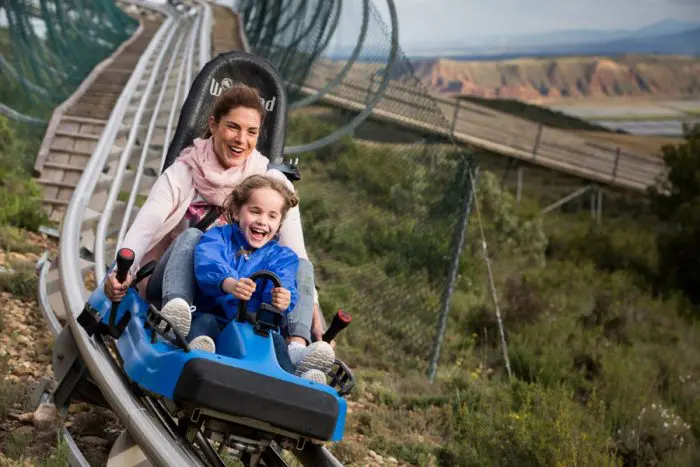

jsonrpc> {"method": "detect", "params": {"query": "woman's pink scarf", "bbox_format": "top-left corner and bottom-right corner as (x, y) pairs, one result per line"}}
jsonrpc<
(178, 137), (269, 206)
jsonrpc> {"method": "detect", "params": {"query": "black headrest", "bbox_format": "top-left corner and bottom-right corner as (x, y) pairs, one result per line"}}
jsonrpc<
(163, 51), (287, 172)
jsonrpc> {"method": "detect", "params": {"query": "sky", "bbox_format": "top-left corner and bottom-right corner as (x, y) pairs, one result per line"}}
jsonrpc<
(371, 0), (700, 51)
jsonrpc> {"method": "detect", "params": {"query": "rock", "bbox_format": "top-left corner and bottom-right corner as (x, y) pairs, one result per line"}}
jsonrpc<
(387, 457), (399, 464)
(14, 412), (35, 423)
(81, 436), (111, 446)
(16, 335), (30, 346)
(15, 364), (34, 377)
(15, 425), (35, 437)
(33, 403), (58, 431)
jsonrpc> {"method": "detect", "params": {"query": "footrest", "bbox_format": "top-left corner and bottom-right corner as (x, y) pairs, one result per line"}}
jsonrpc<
(145, 305), (191, 352)
(328, 359), (355, 397)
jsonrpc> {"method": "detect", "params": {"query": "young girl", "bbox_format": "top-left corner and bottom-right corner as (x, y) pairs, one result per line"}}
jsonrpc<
(159, 174), (328, 383)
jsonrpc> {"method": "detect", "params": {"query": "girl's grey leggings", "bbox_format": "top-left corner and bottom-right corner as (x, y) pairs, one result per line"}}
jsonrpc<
(145, 227), (316, 344)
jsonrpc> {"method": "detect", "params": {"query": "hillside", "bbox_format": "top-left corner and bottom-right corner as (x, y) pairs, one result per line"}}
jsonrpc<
(2, 112), (700, 465)
(410, 55), (700, 101)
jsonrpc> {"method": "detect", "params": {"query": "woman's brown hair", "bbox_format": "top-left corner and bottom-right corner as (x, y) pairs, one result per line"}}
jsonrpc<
(203, 83), (266, 138)
(223, 174), (299, 227)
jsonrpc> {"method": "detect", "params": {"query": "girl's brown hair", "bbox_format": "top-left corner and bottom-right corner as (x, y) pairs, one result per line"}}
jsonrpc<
(203, 83), (266, 138)
(223, 174), (299, 227)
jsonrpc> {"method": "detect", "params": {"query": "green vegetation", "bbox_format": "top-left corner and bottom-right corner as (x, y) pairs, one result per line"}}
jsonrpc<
(0, 116), (45, 300)
(648, 124), (700, 308)
(459, 95), (619, 132)
(0, 116), (48, 231)
(287, 114), (700, 466)
(0, 100), (698, 465)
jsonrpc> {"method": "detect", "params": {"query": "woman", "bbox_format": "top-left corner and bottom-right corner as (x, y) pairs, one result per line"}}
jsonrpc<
(104, 83), (334, 375)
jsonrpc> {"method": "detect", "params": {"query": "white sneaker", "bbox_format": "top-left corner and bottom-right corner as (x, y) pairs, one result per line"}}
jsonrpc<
(288, 341), (335, 376)
(158, 298), (192, 337)
(189, 335), (216, 353)
(299, 369), (326, 384)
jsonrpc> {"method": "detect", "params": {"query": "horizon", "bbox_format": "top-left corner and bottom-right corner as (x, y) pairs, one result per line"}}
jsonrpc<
(368, 0), (700, 53)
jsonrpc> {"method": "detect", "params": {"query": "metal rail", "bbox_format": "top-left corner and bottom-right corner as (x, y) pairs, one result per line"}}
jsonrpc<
(50, 1), (212, 464)
(288, 0), (368, 111)
(282, 0), (400, 155)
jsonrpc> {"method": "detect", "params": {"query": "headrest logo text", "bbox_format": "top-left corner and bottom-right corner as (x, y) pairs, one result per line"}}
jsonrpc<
(209, 78), (276, 112)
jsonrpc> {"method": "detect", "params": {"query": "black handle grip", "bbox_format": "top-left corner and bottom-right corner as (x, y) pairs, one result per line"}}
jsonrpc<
(322, 309), (352, 343)
(115, 248), (135, 283)
(109, 248), (135, 338)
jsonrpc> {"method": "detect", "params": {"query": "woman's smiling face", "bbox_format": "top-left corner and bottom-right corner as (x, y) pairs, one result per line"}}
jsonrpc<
(208, 106), (261, 168)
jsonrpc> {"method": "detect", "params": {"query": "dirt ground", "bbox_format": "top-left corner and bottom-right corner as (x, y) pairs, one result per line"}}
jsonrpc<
(0, 229), (123, 466)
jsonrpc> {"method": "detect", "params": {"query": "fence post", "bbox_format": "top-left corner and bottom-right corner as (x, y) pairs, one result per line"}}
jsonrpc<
(531, 123), (543, 160)
(611, 146), (621, 182)
(450, 99), (461, 137)
(428, 157), (479, 383)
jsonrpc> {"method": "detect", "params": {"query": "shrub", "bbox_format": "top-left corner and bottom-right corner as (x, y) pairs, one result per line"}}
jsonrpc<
(648, 123), (700, 307)
(445, 380), (619, 466)
(0, 116), (47, 230)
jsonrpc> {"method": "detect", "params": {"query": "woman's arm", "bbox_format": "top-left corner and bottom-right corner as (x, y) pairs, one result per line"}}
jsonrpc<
(121, 168), (179, 270)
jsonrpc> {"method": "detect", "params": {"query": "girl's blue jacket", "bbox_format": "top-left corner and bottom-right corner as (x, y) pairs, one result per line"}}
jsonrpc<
(193, 223), (299, 326)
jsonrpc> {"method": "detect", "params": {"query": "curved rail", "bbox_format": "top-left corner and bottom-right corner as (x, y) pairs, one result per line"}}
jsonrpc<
(283, 0), (400, 155)
(39, 0), (366, 464)
(233, 0), (400, 157)
(288, 0), (368, 111)
(52, 1), (212, 465)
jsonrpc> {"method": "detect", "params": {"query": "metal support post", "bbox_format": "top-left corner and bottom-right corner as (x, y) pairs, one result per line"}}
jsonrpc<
(428, 158), (479, 383)
(611, 146), (621, 182)
(542, 185), (593, 215)
(531, 124), (543, 159)
(516, 164), (523, 206)
(450, 99), (461, 137)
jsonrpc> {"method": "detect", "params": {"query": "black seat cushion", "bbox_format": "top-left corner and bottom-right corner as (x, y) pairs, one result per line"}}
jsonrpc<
(173, 359), (340, 440)
(163, 51), (288, 172)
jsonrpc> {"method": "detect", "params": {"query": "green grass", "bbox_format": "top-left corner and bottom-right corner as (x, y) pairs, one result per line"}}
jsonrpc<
(117, 190), (147, 207)
(1, 103), (698, 466)
(286, 113), (700, 466)
(0, 116), (48, 231)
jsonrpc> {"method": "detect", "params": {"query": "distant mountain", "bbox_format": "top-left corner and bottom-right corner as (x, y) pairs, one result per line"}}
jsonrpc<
(552, 27), (700, 57)
(409, 55), (700, 101)
(631, 19), (700, 38)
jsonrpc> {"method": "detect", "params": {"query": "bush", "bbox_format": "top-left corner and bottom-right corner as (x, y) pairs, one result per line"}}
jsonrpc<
(285, 113), (700, 465)
(648, 123), (700, 307)
(0, 116), (47, 230)
(444, 380), (619, 466)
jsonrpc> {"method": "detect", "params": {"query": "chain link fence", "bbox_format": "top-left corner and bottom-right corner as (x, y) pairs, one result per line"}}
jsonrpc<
(1, 0), (137, 123)
(2, 0), (484, 382)
(236, 0), (481, 380)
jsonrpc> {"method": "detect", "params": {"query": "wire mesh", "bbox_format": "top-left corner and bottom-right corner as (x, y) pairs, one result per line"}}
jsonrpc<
(0, 0), (138, 121)
(238, 0), (480, 378)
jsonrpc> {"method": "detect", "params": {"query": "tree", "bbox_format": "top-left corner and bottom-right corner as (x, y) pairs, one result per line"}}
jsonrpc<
(648, 123), (700, 306)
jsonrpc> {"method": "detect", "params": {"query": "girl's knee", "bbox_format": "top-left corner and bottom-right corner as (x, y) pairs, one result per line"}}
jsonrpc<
(183, 227), (203, 242)
(296, 258), (315, 279)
